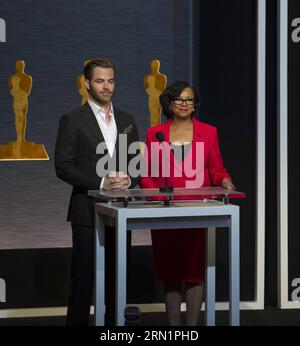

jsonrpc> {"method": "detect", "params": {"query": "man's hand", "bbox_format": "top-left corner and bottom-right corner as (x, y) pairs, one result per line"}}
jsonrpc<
(103, 171), (131, 191)
(222, 178), (236, 190)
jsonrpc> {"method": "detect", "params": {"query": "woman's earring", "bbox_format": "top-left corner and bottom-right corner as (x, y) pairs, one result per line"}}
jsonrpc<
(193, 108), (195, 112)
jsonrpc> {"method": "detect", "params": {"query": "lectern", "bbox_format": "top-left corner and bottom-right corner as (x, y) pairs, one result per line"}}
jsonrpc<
(88, 188), (245, 326)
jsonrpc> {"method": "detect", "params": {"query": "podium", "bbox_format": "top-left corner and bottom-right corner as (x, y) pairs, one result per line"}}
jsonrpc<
(89, 188), (245, 326)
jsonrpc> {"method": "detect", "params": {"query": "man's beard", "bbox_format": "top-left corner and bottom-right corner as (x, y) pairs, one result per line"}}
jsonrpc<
(89, 86), (112, 105)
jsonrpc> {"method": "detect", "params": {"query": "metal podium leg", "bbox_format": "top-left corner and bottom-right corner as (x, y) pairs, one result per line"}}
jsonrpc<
(116, 213), (127, 326)
(94, 212), (105, 326)
(229, 208), (240, 326)
(205, 227), (216, 326)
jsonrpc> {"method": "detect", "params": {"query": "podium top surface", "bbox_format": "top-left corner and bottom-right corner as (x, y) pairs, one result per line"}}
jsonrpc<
(88, 187), (246, 201)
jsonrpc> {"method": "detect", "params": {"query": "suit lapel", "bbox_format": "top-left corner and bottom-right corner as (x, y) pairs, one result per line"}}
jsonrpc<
(113, 108), (133, 172)
(80, 103), (105, 143)
(113, 108), (122, 153)
(193, 118), (209, 159)
(113, 109), (122, 171)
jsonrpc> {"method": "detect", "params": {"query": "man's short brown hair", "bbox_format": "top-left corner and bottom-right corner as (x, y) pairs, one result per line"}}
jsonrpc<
(84, 59), (116, 81)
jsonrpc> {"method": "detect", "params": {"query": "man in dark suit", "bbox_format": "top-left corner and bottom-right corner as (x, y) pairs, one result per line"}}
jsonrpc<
(55, 59), (140, 326)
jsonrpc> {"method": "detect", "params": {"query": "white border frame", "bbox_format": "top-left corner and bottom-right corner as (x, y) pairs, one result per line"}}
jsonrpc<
(254, 0), (266, 310)
(277, 0), (300, 309)
(0, 1), (266, 319)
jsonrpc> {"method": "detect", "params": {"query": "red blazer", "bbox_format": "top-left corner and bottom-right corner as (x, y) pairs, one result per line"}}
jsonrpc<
(140, 117), (231, 190)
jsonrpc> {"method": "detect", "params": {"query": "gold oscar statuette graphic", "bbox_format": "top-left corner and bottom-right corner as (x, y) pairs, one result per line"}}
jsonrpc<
(0, 60), (49, 160)
(144, 59), (167, 127)
(77, 59), (91, 105)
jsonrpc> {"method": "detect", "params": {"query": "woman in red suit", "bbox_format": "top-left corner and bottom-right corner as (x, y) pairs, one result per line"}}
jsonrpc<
(140, 81), (235, 326)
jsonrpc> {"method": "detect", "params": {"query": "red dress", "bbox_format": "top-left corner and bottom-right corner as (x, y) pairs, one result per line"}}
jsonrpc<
(140, 117), (231, 284)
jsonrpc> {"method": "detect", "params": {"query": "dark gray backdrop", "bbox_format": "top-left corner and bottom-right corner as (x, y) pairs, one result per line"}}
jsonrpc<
(0, 0), (193, 247)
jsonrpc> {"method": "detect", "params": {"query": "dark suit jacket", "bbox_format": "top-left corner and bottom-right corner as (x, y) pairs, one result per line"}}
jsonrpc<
(55, 102), (140, 227)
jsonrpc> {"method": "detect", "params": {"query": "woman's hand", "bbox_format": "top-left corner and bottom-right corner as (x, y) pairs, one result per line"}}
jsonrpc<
(222, 178), (236, 190)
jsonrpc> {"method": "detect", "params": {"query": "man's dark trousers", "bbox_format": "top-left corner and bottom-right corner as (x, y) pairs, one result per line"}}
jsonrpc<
(66, 224), (131, 326)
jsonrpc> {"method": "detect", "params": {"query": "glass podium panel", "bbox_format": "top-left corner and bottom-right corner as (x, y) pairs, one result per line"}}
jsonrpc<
(88, 187), (246, 207)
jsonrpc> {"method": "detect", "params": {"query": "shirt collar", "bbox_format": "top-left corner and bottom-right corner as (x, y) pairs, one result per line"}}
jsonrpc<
(88, 98), (114, 119)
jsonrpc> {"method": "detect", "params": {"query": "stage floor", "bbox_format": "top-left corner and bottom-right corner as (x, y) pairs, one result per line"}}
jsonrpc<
(1, 307), (300, 326)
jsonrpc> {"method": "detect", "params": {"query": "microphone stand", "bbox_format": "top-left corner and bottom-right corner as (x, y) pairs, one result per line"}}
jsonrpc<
(159, 144), (174, 206)
(155, 131), (174, 205)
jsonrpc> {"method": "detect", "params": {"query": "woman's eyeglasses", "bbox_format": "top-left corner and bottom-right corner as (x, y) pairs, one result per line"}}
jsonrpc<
(173, 98), (195, 106)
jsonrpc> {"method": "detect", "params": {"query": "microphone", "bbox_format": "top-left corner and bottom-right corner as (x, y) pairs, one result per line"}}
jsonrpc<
(155, 131), (174, 194)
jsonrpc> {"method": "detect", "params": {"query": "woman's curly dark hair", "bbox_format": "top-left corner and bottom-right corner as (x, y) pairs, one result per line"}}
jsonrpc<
(159, 81), (200, 119)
